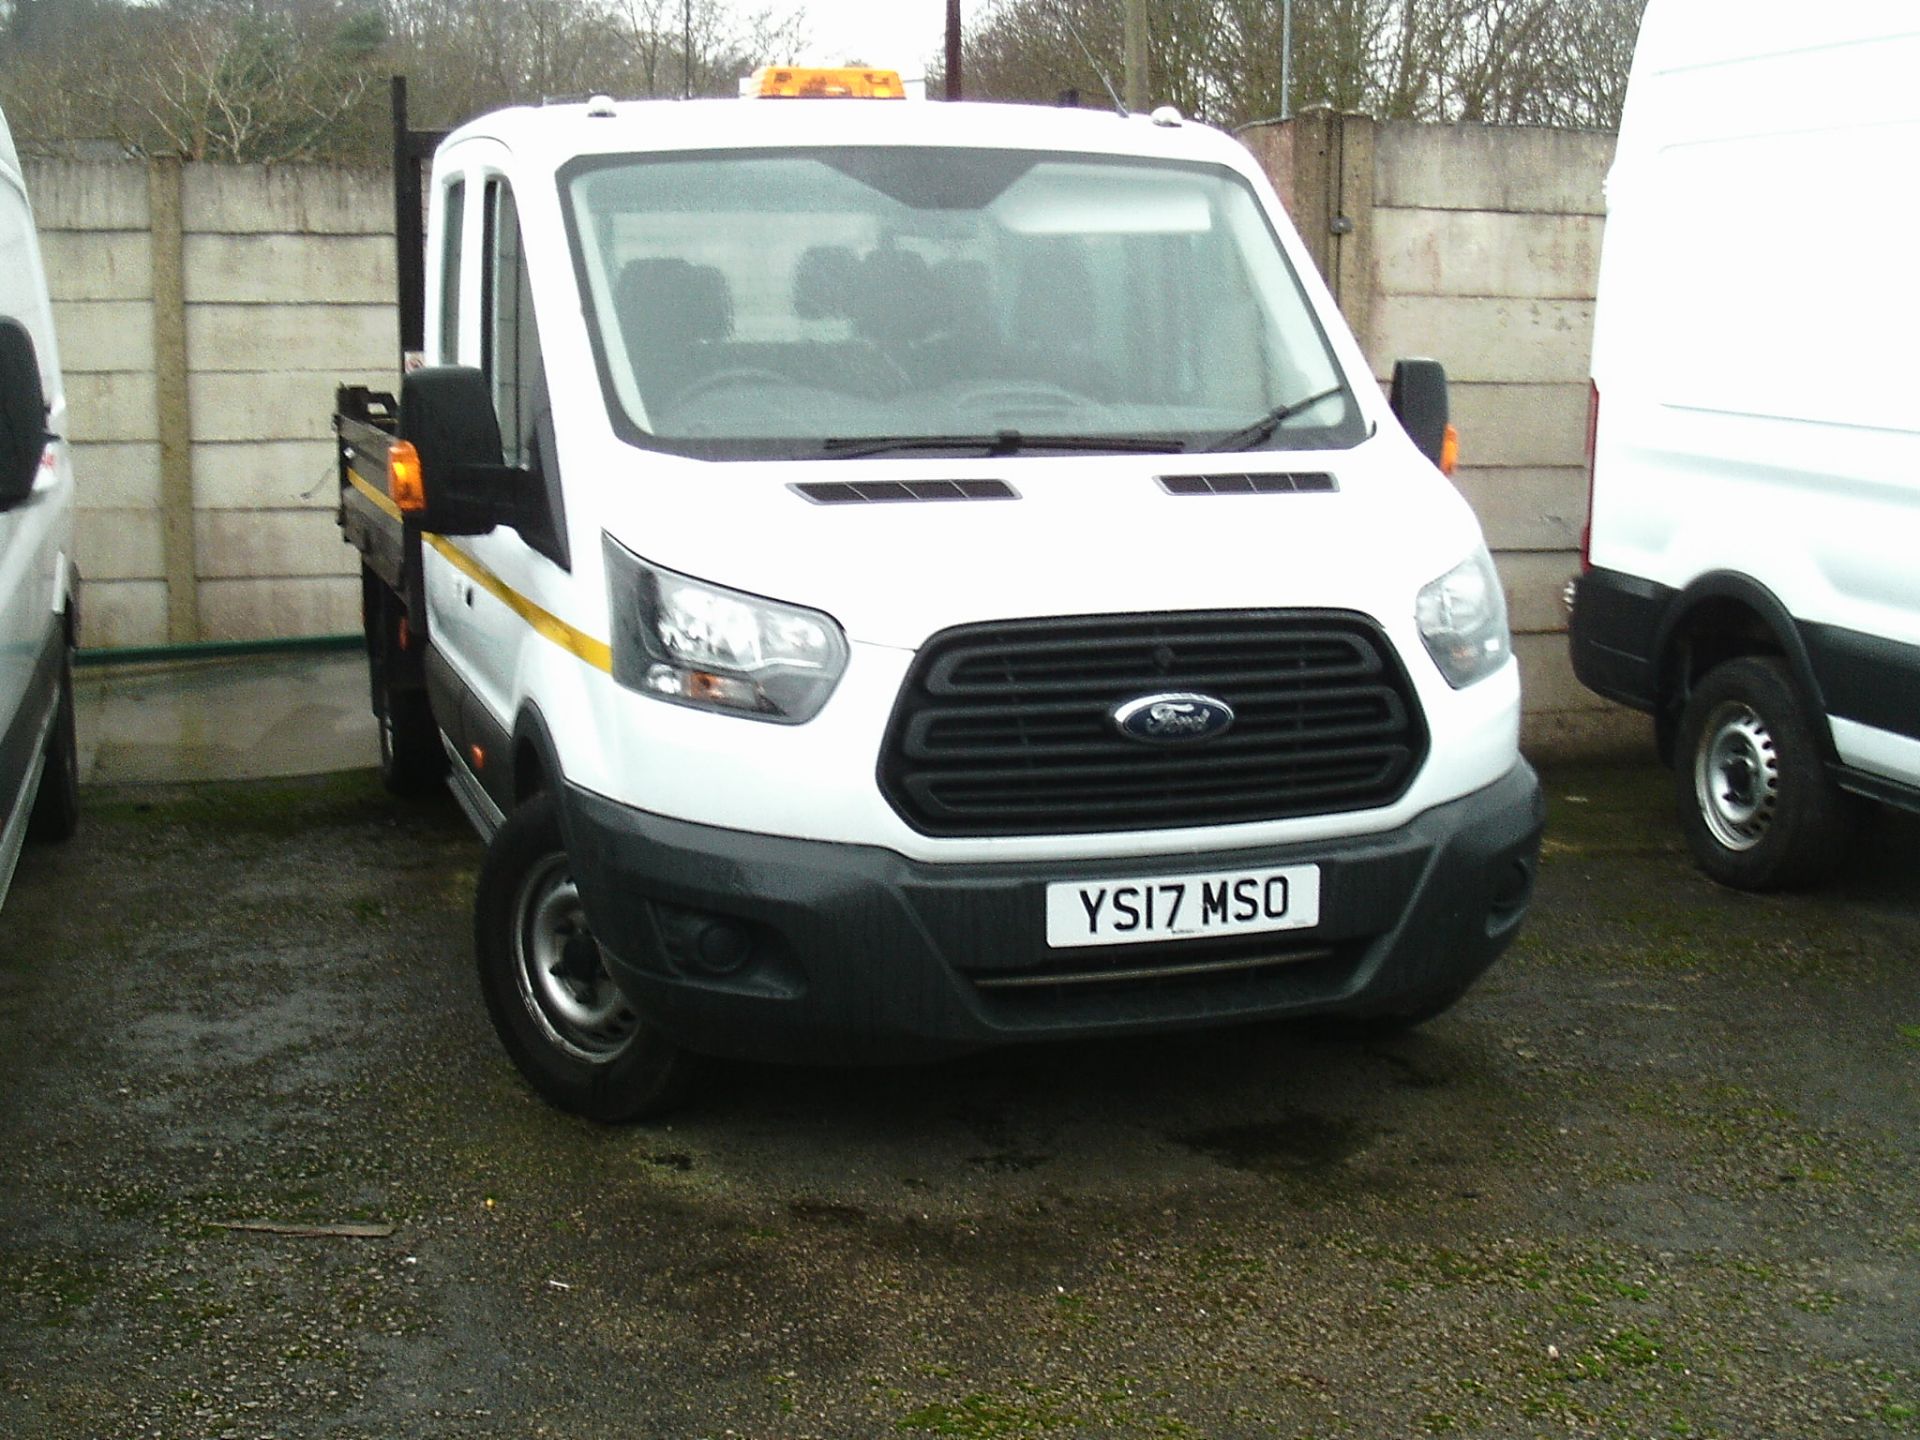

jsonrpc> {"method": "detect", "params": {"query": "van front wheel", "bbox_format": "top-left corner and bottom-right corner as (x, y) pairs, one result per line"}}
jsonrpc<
(1674, 656), (1853, 891)
(474, 791), (690, 1121)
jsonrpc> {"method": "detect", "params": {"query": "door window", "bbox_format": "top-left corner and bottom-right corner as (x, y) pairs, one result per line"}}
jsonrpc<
(482, 179), (549, 470)
(437, 177), (464, 364)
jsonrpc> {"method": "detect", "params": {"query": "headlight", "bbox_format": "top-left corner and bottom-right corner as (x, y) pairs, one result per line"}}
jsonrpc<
(1415, 546), (1511, 688)
(604, 535), (848, 722)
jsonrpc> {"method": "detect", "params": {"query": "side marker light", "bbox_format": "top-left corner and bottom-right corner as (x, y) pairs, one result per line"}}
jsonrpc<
(389, 440), (426, 513)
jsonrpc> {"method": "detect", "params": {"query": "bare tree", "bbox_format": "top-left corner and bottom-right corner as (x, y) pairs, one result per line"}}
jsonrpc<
(123, 4), (386, 161)
(959, 0), (1646, 130)
(1, 0), (812, 161)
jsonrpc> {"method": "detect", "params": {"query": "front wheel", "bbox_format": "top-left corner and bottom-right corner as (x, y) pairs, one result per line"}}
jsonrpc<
(1673, 656), (1854, 891)
(474, 791), (691, 1122)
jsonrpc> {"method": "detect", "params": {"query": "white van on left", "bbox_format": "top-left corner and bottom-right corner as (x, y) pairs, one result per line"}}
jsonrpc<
(0, 102), (79, 912)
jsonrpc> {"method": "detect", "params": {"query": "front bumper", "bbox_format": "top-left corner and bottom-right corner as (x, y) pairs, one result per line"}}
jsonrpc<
(562, 761), (1544, 1065)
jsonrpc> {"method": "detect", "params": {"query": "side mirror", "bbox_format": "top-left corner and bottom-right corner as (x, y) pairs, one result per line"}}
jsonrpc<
(1390, 357), (1453, 473)
(0, 317), (50, 510)
(398, 365), (543, 536)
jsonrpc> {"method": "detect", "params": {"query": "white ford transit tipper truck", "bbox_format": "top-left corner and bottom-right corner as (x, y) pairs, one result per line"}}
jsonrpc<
(1569, 2), (1920, 891)
(339, 73), (1543, 1119)
(0, 103), (79, 913)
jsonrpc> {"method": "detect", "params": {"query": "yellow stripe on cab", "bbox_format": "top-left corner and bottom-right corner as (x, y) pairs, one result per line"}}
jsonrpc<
(424, 534), (614, 673)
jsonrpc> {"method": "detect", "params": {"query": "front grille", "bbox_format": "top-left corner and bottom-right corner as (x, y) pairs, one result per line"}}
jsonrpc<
(879, 610), (1427, 836)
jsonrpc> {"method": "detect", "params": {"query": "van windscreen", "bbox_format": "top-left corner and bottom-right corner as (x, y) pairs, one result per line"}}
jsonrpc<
(562, 147), (1361, 459)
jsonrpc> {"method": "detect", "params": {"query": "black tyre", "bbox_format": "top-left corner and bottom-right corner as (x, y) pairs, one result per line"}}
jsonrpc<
(365, 581), (445, 797)
(27, 643), (78, 843)
(1674, 656), (1854, 891)
(376, 684), (446, 797)
(474, 791), (690, 1122)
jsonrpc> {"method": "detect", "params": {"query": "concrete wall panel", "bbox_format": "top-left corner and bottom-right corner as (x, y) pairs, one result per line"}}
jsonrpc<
(77, 579), (169, 650)
(183, 233), (396, 305)
(194, 441), (339, 511)
(62, 371), (158, 445)
(38, 232), (152, 302)
(1447, 383), (1592, 468)
(1452, 467), (1586, 552)
(49, 300), (154, 375)
(1370, 295), (1595, 385)
(75, 508), (164, 582)
(71, 443), (162, 511)
(195, 510), (360, 581)
(189, 371), (390, 444)
(186, 303), (396, 375)
(1496, 550), (1579, 635)
(1373, 124), (1613, 214)
(20, 161), (149, 230)
(197, 576), (360, 641)
(183, 165), (391, 236)
(1374, 209), (1604, 300)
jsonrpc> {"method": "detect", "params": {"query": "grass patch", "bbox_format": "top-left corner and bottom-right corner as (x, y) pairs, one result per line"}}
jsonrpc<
(897, 1392), (1084, 1436)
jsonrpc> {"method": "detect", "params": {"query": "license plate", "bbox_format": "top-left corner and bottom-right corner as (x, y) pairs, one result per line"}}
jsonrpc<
(1044, 864), (1321, 949)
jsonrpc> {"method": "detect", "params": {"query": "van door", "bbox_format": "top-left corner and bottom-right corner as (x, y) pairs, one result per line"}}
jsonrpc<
(423, 169), (570, 807)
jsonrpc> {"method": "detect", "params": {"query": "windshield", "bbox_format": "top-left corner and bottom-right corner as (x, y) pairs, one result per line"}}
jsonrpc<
(562, 146), (1363, 459)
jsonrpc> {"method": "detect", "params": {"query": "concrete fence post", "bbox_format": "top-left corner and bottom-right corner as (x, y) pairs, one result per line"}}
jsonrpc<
(1238, 108), (1376, 355)
(147, 156), (198, 643)
(1330, 111), (1376, 358)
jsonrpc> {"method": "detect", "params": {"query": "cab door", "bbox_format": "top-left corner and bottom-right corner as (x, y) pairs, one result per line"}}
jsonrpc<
(421, 163), (570, 807)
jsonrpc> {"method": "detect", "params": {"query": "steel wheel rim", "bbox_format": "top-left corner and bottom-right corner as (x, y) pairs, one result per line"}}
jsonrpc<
(512, 853), (638, 1064)
(1694, 700), (1779, 852)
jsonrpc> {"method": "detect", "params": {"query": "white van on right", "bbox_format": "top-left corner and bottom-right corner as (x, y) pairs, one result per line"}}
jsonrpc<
(1569, 0), (1920, 890)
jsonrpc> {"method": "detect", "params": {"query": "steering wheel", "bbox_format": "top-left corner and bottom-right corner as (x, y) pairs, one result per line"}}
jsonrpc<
(671, 368), (803, 407)
(946, 380), (1086, 415)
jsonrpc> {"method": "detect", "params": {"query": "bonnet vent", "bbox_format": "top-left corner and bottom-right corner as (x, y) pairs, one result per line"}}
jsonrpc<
(1158, 472), (1337, 496)
(791, 479), (1017, 504)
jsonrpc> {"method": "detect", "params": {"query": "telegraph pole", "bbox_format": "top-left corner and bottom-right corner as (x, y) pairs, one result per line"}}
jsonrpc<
(945, 0), (963, 100)
(1281, 0), (1293, 118)
(1124, 0), (1149, 111)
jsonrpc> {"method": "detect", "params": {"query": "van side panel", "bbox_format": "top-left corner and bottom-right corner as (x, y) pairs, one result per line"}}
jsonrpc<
(0, 164), (58, 849)
(1, 113), (78, 905)
(1585, 10), (1920, 787)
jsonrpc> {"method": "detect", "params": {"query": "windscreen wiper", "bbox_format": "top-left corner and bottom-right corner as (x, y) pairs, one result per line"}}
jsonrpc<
(1204, 386), (1347, 453)
(819, 430), (1187, 460)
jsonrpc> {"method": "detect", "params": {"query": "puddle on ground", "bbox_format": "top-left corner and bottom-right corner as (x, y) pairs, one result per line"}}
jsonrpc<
(1172, 1111), (1373, 1175)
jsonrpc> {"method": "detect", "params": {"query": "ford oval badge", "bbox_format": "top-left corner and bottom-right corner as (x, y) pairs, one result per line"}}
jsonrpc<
(1111, 693), (1236, 743)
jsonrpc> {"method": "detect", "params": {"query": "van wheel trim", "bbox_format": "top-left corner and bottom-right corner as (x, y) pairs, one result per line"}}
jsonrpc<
(511, 854), (640, 1065)
(1694, 700), (1778, 853)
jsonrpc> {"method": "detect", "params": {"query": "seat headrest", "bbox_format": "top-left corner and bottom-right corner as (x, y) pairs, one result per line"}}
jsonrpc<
(614, 257), (732, 344)
(793, 245), (858, 320)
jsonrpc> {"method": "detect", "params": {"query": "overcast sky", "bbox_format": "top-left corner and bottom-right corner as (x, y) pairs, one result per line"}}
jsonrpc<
(785, 0), (995, 71)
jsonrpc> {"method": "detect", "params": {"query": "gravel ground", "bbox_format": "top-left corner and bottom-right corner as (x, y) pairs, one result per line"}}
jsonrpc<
(0, 762), (1915, 1439)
